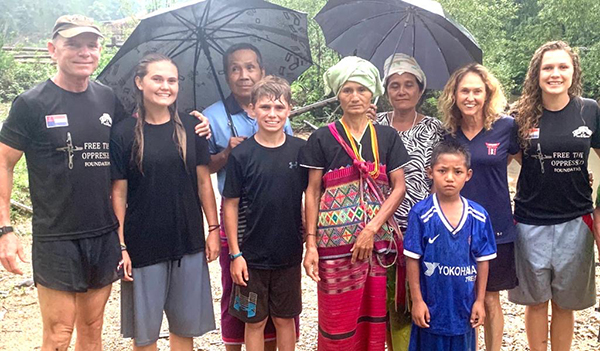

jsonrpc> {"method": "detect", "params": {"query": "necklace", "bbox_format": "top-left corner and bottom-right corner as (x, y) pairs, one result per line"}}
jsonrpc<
(340, 119), (380, 178)
(390, 110), (418, 131)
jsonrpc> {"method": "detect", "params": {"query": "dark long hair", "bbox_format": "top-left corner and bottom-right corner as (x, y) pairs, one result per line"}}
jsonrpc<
(513, 41), (582, 149)
(132, 53), (187, 174)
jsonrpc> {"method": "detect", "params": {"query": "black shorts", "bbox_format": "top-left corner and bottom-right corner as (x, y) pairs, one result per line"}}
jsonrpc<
(486, 242), (518, 292)
(32, 231), (123, 292)
(229, 264), (302, 323)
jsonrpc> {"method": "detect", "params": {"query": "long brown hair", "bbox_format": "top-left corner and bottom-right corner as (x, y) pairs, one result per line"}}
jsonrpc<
(513, 41), (582, 149)
(132, 53), (187, 174)
(438, 63), (506, 136)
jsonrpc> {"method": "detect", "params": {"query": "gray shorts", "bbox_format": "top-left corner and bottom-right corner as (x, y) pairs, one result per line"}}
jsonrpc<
(121, 252), (216, 346)
(508, 215), (596, 310)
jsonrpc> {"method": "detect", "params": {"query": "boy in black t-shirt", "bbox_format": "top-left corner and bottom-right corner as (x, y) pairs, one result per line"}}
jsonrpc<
(223, 76), (307, 350)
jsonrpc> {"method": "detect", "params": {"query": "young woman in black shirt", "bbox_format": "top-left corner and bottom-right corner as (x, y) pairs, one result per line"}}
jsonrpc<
(110, 53), (219, 350)
(511, 41), (600, 351)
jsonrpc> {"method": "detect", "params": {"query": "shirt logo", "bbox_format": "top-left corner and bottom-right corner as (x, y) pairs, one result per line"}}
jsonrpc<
(485, 142), (500, 155)
(528, 128), (540, 139)
(423, 261), (477, 279)
(423, 262), (440, 277)
(289, 161), (298, 169)
(428, 234), (441, 244)
(99, 113), (112, 127)
(45, 114), (69, 128)
(572, 126), (592, 138)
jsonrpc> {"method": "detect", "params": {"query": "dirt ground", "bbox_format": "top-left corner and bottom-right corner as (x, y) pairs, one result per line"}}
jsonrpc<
(1, 229), (600, 350)
(2, 172), (600, 350)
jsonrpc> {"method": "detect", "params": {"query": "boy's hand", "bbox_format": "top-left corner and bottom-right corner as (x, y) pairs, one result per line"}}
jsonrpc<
(190, 111), (212, 139)
(351, 226), (375, 263)
(303, 247), (320, 282)
(230, 255), (249, 286)
(470, 300), (485, 328)
(411, 299), (430, 328)
(205, 231), (220, 263)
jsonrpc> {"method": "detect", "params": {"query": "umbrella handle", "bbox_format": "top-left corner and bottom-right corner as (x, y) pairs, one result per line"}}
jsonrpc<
(198, 1), (238, 137)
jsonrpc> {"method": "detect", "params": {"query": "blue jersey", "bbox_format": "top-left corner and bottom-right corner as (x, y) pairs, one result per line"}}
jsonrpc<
(445, 116), (519, 244)
(404, 194), (497, 336)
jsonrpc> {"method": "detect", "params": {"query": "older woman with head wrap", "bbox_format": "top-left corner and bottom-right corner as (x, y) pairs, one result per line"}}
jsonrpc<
(376, 54), (444, 351)
(300, 56), (408, 351)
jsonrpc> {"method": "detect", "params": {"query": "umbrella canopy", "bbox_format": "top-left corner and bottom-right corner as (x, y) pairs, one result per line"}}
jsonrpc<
(99, 0), (312, 116)
(315, 0), (482, 90)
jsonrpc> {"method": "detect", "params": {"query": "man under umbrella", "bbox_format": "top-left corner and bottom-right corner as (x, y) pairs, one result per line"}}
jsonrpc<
(203, 43), (296, 351)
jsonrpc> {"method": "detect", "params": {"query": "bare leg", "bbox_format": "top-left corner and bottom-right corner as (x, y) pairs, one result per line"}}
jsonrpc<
(264, 339), (277, 351)
(386, 330), (394, 351)
(245, 318), (268, 351)
(225, 345), (242, 351)
(525, 301), (549, 351)
(272, 317), (296, 351)
(483, 291), (504, 351)
(37, 285), (77, 351)
(549, 301), (574, 351)
(74, 284), (112, 351)
(169, 333), (194, 351)
(133, 342), (158, 351)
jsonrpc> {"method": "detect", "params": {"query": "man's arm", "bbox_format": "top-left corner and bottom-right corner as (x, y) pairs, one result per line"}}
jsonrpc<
(0, 142), (26, 274)
(208, 137), (246, 174)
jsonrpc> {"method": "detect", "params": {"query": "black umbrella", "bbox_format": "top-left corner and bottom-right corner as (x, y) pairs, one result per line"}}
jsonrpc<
(315, 0), (482, 90)
(98, 0), (312, 136)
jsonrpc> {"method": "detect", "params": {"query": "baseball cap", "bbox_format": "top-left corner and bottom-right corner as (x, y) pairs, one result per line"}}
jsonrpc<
(52, 15), (103, 39)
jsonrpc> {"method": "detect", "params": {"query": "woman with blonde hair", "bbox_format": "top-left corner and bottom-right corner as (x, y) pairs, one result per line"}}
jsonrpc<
(510, 41), (600, 351)
(439, 63), (519, 351)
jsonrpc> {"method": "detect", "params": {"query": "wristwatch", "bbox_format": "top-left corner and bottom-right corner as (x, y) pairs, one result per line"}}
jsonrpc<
(229, 252), (243, 261)
(0, 226), (14, 237)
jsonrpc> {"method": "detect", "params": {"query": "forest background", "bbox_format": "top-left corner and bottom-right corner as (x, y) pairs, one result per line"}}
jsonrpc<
(2, 0), (600, 126)
(2, 1), (600, 348)
(2, 0), (600, 209)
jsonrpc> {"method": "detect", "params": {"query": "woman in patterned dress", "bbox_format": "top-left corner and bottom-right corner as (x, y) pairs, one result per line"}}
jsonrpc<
(376, 54), (443, 351)
(300, 56), (408, 351)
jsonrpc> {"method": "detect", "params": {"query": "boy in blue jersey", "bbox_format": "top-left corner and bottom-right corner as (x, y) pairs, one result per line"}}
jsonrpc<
(404, 140), (497, 350)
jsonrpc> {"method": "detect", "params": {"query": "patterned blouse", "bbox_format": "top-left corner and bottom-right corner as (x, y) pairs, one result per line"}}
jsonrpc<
(376, 112), (444, 230)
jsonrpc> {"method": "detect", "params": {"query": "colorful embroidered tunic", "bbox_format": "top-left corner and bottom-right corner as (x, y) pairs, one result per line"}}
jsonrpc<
(300, 120), (408, 351)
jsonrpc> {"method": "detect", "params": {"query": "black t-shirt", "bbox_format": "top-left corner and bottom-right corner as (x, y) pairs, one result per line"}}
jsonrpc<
(223, 135), (308, 269)
(515, 98), (600, 225)
(298, 121), (408, 174)
(110, 114), (210, 268)
(0, 79), (128, 240)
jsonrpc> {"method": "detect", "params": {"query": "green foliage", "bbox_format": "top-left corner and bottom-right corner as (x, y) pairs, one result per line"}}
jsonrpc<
(441, 0), (600, 99)
(0, 45), (56, 103)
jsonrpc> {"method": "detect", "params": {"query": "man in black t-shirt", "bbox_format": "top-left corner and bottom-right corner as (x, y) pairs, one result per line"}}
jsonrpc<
(0, 15), (125, 350)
